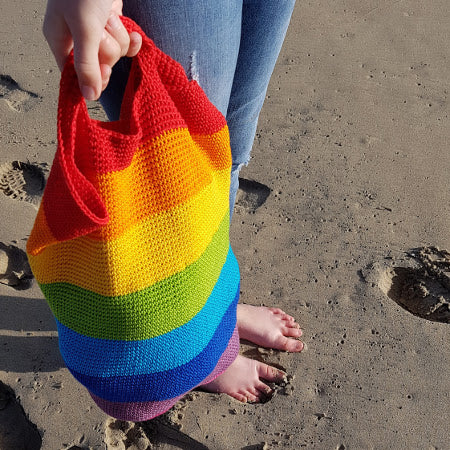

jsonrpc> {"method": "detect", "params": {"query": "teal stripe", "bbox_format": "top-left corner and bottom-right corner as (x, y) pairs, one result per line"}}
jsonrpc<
(57, 250), (239, 376)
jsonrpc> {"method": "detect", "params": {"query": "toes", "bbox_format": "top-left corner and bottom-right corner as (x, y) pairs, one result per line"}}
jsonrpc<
(232, 392), (248, 403)
(248, 386), (263, 401)
(257, 361), (287, 382)
(284, 319), (300, 328)
(282, 326), (303, 338)
(242, 390), (258, 403)
(277, 336), (303, 352)
(256, 381), (273, 396)
(268, 307), (297, 323)
(282, 313), (296, 322)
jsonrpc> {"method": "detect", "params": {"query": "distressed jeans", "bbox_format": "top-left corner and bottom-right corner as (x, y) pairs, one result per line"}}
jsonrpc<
(101, 0), (296, 214)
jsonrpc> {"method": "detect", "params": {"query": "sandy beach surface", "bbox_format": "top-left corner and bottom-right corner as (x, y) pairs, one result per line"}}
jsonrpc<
(1, 1), (449, 449)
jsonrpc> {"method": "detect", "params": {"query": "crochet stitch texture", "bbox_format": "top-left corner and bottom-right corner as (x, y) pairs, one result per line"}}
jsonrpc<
(26, 17), (240, 421)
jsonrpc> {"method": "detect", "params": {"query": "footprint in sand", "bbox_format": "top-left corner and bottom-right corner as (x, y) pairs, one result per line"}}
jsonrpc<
(0, 161), (48, 206)
(235, 178), (271, 214)
(377, 247), (450, 323)
(0, 242), (33, 289)
(104, 418), (151, 450)
(0, 74), (40, 112)
(0, 381), (42, 450)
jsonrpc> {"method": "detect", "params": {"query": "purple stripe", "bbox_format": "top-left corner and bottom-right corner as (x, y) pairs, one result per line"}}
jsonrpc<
(89, 326), (239, 421)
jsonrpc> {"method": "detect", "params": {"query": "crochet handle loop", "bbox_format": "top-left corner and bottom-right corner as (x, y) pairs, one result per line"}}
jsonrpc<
(51, 16), (152, 242)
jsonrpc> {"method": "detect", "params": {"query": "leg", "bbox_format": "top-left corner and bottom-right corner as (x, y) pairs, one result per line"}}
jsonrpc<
(101, 0), (243, 120)
(229, 1), (303, 353)
(226, 0), (296, 211)
(203, 2), (305, 403)
(100, 0), (300, 405)
(103, 0), (296, 215)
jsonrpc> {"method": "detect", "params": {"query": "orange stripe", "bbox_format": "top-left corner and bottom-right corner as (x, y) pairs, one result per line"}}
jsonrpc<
(90, 126), (231, 241)
(26, 205), (58, 255)
(27, 125), (232, 255)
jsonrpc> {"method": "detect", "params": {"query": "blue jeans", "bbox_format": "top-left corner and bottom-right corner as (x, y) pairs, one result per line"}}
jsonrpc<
(101, 0), (296, 215)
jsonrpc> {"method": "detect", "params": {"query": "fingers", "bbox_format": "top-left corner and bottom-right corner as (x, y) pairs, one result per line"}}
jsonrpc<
(76, 16), (142, 100)
(128, 32), (143, 57)
(43, 0), (142, 101)
(98, 20), (142, 90)
(105, 12), (131, 56)
(97, 29), (122, 91)
(100, 64), (112, 91)
(96, 14), (142, 98)
(68, 13), (108, 101)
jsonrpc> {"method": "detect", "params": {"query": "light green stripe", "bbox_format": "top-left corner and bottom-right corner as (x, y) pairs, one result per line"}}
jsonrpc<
(40, 211), (230, 340)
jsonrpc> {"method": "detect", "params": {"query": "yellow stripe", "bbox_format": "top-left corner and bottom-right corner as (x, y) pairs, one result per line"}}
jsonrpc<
(28, 168), (230, 296)
(89, 126), (231, 241)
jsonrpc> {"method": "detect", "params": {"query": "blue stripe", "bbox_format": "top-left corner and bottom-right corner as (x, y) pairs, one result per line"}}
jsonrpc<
(57, 249), (240, 376)
(68, 286), (239, 402)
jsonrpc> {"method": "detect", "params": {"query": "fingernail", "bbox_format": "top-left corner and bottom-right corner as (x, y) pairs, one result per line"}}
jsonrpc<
(81, 85), (96, 101)
(108, 13), (122, 29)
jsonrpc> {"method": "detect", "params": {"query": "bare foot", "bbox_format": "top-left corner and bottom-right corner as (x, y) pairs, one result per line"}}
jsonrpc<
(237, 304), (303, 352)
(201, 355), (286, 403)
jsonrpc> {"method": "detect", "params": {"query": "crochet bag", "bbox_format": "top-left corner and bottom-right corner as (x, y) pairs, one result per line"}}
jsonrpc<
(26, 17), (240, 421)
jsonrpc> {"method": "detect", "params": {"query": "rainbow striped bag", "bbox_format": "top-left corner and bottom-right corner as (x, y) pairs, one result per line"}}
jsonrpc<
(26, 17), (240, 421)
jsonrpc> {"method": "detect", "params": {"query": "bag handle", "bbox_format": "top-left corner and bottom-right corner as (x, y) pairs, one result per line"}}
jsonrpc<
(47, 17), (156, 242)
(46, 16), (219, 244)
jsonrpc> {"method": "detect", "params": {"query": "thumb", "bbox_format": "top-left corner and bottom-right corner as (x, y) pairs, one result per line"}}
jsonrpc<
(68, 17), (106, 100)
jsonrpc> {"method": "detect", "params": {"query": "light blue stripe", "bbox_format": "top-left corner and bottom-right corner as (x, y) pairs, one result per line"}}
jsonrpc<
(57, 247), (239, 377)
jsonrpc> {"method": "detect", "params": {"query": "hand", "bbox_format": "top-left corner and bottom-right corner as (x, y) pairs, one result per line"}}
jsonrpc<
(43, 0), (142, 100)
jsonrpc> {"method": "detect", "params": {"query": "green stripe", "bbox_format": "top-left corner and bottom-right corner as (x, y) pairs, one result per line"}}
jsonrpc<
(40, 211), (230, 340)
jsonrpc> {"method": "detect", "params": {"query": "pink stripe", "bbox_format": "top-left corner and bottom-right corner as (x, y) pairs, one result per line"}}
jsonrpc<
(89, 327), (239, 421)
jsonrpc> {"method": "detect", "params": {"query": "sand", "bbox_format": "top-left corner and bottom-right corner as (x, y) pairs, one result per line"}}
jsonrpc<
(1, 0), (449, 449)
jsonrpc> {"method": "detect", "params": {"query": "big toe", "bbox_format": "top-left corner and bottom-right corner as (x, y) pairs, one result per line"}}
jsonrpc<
(277, 336), (303, 352)
(257, 361), (287, 383)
